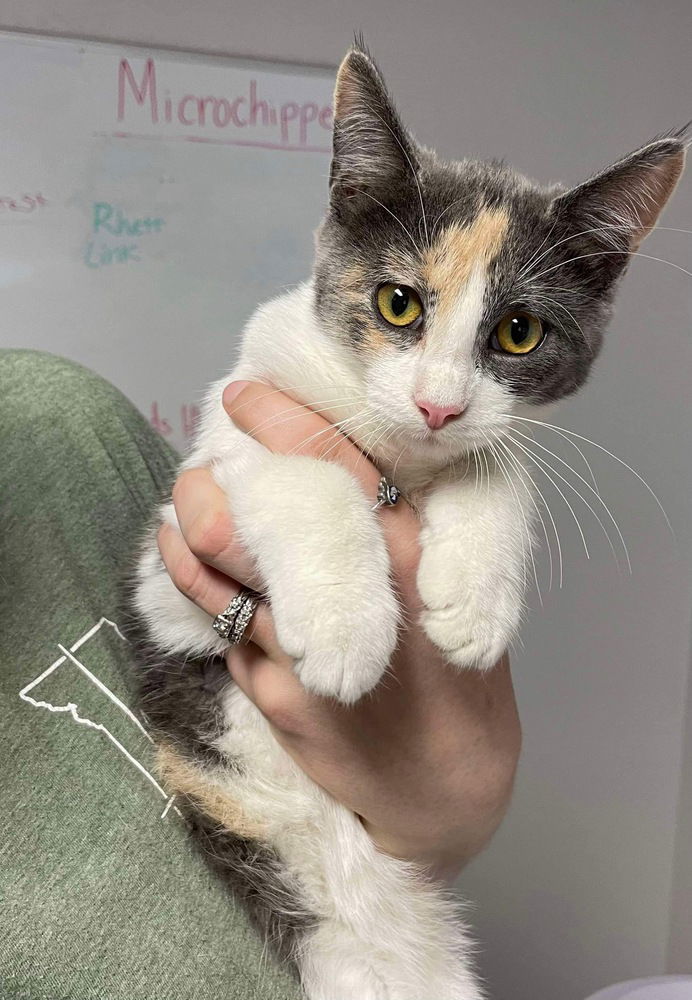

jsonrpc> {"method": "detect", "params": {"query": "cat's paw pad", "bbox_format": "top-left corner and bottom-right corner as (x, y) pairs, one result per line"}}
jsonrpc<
(273, 585), (399, 704)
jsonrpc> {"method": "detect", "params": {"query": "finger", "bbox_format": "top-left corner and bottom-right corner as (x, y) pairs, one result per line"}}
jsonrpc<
(226, 642), (315, 740)
(223, 380), (384, 501)
(223, 381), (420, 575)
(171, 467), (260, 585)
(157, 521), (281, 658)
(158, 521), (234, 615)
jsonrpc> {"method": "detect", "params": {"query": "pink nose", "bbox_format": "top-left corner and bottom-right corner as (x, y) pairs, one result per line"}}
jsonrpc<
(415, 399), (464, 430)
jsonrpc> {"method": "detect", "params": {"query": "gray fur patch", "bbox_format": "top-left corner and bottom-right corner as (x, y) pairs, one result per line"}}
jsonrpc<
(122, 602), (316, 972)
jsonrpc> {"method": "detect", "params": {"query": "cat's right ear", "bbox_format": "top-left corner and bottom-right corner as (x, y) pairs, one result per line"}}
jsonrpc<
(329, 45), (419, 209)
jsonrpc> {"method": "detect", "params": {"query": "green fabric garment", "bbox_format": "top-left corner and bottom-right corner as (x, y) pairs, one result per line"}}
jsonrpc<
(0, 350), (301, 1000)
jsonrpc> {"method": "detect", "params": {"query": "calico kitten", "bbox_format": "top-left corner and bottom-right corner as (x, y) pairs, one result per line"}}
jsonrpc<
(131, 44), (686, 1000)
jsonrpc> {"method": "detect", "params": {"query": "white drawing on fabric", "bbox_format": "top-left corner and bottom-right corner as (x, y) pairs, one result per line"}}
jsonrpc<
(19, 616), (182, 821)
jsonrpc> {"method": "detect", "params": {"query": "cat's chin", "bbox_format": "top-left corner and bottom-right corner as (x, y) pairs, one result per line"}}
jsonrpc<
(360, 427), (477, 478)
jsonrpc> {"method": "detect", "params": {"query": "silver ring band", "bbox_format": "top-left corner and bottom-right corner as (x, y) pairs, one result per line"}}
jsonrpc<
(229, 592), (260, 644)
(212, 588), (261, 645)
(372, 476), (402, 511)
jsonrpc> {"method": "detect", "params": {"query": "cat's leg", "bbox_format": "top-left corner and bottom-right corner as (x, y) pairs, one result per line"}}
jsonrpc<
(296, 832), (483, 1000)
(213, 687), (483, 1000)
(212, 448), (399, 703)
(135, 441), (399, 704)
(140, 643), (483, 1000)
(417, 454), (533, 670)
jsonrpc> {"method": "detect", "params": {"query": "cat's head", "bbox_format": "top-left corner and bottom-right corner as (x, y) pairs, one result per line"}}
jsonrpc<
(313, 44), (686, 464)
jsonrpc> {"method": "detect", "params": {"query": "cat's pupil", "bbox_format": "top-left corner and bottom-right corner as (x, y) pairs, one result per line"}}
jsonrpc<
(511, 315), (529, 344)
(391, 287), (409, 316)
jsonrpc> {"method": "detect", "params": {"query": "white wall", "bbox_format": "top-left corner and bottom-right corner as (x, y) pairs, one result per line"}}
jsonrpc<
(3, 3), (691, 998)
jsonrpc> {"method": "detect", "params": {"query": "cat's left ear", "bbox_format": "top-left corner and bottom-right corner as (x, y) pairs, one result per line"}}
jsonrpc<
(553, 134), (687, 251)
(329, 44), (419, 205)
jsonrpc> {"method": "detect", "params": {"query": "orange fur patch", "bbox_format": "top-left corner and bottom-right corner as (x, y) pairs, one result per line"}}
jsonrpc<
(341, 261), (368, 293)
(338, 261), (391, 353)
(422, 208), (509, 318)
(156, 744), (266, 839)
(361, 321), (390, 353)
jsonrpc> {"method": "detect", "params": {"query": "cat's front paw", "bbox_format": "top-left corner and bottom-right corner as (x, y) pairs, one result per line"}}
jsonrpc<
(272, 579), (399, 704)
(421, 600), (516, 670)
(417, 546), (521, 670)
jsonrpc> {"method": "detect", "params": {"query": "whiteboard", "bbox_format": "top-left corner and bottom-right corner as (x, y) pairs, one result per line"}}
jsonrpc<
(0, 31), (335, 448)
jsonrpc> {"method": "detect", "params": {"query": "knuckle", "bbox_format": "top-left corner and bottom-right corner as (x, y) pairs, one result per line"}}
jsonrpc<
(171, 547), (207, 605)
(171, 468), (197, 506)
(221, 532), (248, 570)
(186, 508), (230, 564)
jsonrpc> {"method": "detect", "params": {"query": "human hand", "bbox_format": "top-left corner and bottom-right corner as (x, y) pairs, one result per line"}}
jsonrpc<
(158, 382), (521, 881)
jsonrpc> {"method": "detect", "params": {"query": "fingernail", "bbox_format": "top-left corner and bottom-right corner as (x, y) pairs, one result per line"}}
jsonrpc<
(223, 380), (249, 410)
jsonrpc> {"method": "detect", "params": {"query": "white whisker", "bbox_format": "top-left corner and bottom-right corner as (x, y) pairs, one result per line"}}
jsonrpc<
(505, 431), (591, 561)
(507, 430), (626, 572)
(285, 418), (357, 458)
(498, 438), (561, 591)
(485, 434), (538, 602)
(430, 195), (469, 242)
(509, 426), (630, 570)
(514, 416), (601, 498)
(505, 414), (674, 537)
(531, 249), (692, 283)
(368, 108), (429, 249)
(354, 188), (422, 254)
(537, 294), (593, 356)
(516, 214), (561, 280)
(480, 444), (491, 501)
(238, 396), (367, 443)
(226, 383), (366, 417)
(284, 407), (379, 460)
(391, 444), (408, 481)
(472, 446), (480, 496)
(519, 222), (692, 282)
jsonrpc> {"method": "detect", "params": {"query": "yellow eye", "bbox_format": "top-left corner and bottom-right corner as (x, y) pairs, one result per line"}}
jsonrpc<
(376, 284), (423, 328)
(492, 311), (544, 354)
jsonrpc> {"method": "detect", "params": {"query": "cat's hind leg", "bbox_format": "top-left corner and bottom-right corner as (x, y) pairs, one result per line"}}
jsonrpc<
(211, 686), (483, 1000)
(293, 807), (483, 1000)
(140, 666), (483, 1000)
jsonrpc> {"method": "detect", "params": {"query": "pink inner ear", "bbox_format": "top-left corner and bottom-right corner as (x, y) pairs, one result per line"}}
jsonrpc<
(628, 151), (686, 247)
(333, 57), (362, 124)
(557, 138), (687, 253)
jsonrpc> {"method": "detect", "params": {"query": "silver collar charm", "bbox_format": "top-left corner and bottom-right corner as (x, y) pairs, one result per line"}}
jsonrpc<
(373, 477), (401, 511)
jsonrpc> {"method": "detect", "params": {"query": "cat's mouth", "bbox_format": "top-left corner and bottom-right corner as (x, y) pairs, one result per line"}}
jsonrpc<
(381, 408), (516, 465)
(360, 418), (482, 466)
